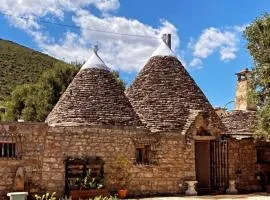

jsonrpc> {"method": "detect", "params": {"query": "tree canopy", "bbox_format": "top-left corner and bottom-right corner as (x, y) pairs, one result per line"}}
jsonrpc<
(111, 70), (126, 91)
(0, 62), (79, 122)
(244, 13), (270, 139)
(0, 62), (126, 122)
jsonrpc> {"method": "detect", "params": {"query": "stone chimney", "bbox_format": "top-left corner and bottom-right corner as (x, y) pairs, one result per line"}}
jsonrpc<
(162, 33), (171, 49)
(235, 68), (256, 110)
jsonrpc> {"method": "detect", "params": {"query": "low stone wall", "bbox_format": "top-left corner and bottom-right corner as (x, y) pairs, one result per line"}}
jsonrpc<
(0, 123), (47, 198)
(129, 135), (195, 195)
(0, 123), (196, 198)
(228, 138), (270, 192)
(3, 122), (270, 199)
(43, 126), (195, 196)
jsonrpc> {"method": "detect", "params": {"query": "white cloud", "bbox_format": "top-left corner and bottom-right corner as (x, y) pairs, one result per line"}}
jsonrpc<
(0, 0), (180, 72)
(220, 46), (237, 60)
(94, 0), (120, 12)
(0, 0), (121, 41)
(189, 58), (202, 67)
(0, 0), (120, 17)
(42, 11), (180, 72)
(193, 27), (238, 61)
(233, 24), (248, 33)
(186, 27), (241, 69)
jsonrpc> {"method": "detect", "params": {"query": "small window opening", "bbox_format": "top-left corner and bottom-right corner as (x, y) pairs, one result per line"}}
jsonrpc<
(136, 145), (150, 165)
(257, 148), (270, 164)
(0, 142), (16, 158)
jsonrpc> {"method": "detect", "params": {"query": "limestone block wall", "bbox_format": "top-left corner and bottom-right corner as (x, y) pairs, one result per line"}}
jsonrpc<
(228, 138), (270, 192)
(0, 123), (196, 198)
(44, 127), (195, 196)
(0, 123), (47, 198)
(129, 135), (195, 195)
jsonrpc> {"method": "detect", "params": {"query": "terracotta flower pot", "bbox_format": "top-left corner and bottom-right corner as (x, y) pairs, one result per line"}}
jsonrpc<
(118, 189), (128, 199)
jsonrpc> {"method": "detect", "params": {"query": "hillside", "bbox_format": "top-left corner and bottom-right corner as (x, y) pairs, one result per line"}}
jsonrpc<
(0, 39), (65, 100)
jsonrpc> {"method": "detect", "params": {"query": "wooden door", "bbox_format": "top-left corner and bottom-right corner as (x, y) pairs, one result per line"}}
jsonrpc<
(195, 141), (211, 191)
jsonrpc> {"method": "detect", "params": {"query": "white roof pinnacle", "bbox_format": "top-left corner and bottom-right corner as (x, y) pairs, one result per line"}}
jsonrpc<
(151, 40), (175, 57)
(81, 46), (110, 71)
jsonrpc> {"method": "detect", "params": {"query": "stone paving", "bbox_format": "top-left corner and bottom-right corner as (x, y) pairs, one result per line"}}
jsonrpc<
(135, 193), (270, 200)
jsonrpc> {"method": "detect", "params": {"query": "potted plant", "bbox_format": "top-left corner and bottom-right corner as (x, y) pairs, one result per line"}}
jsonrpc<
(107, 155), (132, 199)
(70, 170), (109, 199)
(81, 170), (104, 190)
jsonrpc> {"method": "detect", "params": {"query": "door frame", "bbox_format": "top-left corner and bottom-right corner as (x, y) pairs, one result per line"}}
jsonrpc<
(195, 140), (211, 191)
(194, 136), (217, 192)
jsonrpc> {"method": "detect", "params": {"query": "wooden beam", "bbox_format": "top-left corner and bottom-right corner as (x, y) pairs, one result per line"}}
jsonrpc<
(193, 136), (216, 141)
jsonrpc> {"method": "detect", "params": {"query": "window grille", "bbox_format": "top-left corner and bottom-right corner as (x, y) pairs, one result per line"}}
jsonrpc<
(136, 145), (151, 165)
(0, 142), (16, 158)
(133, 137), (159, 165)
(0, 127), (22, 159)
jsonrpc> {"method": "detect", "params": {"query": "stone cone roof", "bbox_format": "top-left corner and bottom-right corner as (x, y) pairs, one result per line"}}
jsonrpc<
(126, 55), (223, 133)
(46, 52), (142, 127)
(220, 110), (257, 135)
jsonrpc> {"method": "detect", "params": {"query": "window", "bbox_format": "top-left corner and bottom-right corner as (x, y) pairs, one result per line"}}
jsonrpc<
(0, 142), (16, 158)
(136, 145), (151, 165)
(133, 137), (159, 165)
(65, 157), (104, 192)
(257, 148), (270, 164)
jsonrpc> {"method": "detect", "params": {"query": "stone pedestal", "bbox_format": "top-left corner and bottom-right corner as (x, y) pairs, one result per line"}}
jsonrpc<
(226, 180), (238, 194)
(7, 192), (28, 200)
(185, 180), (198, 196)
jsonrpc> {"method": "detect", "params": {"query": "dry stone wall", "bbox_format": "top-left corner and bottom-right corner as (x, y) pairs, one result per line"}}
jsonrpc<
(228, 138), (270, 192)
(0, 123), (47, 198)
(126, 56), (223, 133)
(221, 111), (256, 135)
(0, 123), (196, 198)
(46, 68), (143, 127)
(3, 123), (268, 198)
(43, 126), (195, 196)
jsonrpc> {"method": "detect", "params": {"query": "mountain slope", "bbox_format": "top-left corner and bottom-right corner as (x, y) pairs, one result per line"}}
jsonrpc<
(0, 39), (64, 100)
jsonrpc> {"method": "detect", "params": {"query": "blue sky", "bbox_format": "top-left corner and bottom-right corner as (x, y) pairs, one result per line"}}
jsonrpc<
(0, 0), (269, 109)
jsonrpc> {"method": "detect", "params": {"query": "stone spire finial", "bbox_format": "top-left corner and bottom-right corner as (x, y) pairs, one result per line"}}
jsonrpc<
(80, 45), (110, 71)
(151, 34), (174, 57)
(93, 45), (99, 54)
(162, 33), (171, 49)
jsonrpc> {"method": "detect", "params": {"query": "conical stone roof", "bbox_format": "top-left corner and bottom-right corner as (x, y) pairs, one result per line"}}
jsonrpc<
(46, 50), (142, 127)
(126, 42), (223, 133)
(80, 46), (110, 71)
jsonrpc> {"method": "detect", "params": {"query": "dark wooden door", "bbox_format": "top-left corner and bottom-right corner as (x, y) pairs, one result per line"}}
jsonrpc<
(195, 141), (211, 190)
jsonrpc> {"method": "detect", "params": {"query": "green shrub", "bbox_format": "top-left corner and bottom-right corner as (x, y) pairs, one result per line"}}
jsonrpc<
(106, 155), (132, 190)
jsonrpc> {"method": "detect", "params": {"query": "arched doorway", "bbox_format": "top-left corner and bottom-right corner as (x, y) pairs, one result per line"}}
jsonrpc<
(192, 115), (228, 194)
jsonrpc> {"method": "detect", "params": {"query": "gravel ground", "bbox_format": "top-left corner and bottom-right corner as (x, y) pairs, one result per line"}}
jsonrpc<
(133, 193), (270, 200)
